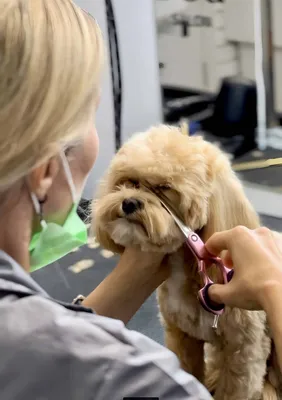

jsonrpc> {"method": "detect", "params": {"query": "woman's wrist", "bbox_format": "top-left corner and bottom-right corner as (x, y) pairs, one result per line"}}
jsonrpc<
(120, 247), (166, 272)
(259, 278), (282, 312)
(118, 249), (170, 287)
(82, 249), (169, 323)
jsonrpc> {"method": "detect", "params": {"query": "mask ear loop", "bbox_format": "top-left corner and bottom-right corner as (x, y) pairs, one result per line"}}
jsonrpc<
(60, 150), (77, 203)
(30, 192), (48, 230)
(30, 151), (77, 230)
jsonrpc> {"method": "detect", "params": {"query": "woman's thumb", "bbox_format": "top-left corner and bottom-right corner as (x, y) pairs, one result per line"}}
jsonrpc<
(208, 283), (230, 306)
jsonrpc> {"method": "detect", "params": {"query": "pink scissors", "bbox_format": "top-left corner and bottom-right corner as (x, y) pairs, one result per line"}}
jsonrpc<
(145, 186), (234, 316)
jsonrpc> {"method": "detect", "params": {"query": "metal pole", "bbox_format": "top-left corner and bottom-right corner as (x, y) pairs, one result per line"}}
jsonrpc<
(259, 0), (276, 128)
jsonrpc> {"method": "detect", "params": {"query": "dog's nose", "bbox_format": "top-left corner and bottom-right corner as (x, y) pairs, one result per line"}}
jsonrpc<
(122, 198), (143, 215)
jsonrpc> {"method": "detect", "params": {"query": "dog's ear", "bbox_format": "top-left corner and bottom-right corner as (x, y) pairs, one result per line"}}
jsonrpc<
(91, 176), (125, 254)
(201, 169), (260, 242)
(91, 198), (124, 255)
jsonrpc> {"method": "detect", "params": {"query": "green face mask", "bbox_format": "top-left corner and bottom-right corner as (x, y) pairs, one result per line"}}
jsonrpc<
(29, 152), (88, 272)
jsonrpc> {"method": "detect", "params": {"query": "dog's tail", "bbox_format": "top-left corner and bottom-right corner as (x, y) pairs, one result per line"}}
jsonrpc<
(262, 381), (278, 400)
(204, 367), (219, 395)
(263, 346), (281, 400)
(262, 365), (280, 400)
(205, 367), (279, 399)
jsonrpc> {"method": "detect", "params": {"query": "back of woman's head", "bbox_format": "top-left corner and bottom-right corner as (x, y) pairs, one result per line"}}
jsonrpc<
(0, 0), (103, 190)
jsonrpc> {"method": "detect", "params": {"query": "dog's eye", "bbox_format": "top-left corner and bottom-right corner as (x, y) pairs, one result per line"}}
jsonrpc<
(156, 184), (171, 191)
(128, 179), (140, 188)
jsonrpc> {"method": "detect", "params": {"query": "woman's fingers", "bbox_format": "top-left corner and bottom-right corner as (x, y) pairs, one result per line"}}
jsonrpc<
(206, 226), (250, 256)
(205, 230), (231, 255)
(221, 250), (233, 268)
(205, 232), (227, 255)
(208, 283), (232, 305)
(206, 226), (281, 311)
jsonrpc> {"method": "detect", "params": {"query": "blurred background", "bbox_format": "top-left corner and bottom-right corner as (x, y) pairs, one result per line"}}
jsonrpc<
(32, 0), (282, 344)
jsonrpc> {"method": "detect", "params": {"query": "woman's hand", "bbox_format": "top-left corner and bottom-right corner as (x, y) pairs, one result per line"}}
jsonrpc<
(206, 226), (282, 374)
(83, 247), (169, 324)
(206, 226), (282, 310)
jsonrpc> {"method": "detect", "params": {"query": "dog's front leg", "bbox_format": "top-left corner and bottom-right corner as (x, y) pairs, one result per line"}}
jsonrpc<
(213, 309), (271, 400)
(164, 323), (205, 383)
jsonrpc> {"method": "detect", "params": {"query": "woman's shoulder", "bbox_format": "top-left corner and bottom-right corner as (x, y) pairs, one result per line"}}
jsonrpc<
(0, 292), (125, 346)
(0, 294), (127, 398)
(0, 250), (211, 399)
(0, 294), (211, 400)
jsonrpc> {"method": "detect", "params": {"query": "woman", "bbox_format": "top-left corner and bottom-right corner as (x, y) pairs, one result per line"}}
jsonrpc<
(206, 227), (282, 374)
(0, 1), (282, 399)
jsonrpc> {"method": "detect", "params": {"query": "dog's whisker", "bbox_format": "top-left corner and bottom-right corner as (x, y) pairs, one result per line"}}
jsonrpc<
(145, 215), (153, 240)
(107, 202), (121, 219)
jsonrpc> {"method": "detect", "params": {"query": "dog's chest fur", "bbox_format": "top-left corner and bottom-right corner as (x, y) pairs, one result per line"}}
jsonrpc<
(158, 248), (217, 342)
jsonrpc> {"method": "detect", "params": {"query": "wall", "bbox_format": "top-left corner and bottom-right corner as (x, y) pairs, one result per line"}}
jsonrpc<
(224, 0), (282, 113)
(156, 0), (238, 93)
(74, 0), (116, 200)
(75, 0), (162, 199)
(205, 1), (238, 91)
(157, 0), (282, 113)
(112, 0), (163, 143)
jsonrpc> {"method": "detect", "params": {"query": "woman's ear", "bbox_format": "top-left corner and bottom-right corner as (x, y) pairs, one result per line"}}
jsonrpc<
(27, 157), (60, 200)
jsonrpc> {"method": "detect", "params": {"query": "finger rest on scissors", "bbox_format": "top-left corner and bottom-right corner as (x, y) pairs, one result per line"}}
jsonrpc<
(227, 269), (234, 282)
(198, 284), (225, 315)
(212, 258), (234, 284)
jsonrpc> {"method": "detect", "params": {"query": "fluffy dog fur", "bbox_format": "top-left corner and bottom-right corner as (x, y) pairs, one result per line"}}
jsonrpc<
(93, 125), (281, 399)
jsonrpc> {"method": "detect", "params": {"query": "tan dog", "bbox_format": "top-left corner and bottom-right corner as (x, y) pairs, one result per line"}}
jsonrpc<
(93, 125), (279, 399)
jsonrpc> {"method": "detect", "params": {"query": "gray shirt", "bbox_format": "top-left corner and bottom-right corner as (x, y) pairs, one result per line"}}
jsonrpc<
(0, 251), (211, 400)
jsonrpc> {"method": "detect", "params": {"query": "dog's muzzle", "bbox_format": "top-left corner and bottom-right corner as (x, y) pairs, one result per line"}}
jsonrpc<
(122, 198), (143, 215)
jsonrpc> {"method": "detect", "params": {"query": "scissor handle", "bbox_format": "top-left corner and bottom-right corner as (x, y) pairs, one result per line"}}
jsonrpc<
(185, 233), (234, 315)
(186, 232), (210, 260)
(198, 284), (225, 315)
(186, 233), (233, 281)
(198, 266), (233, 315)
(198, 263), (233, 315)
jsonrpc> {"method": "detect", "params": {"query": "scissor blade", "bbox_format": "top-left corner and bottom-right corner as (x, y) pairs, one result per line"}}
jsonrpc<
(144, 184), (181, 217)
(162, 203), (192, 237)
(143, 184), (192, 237)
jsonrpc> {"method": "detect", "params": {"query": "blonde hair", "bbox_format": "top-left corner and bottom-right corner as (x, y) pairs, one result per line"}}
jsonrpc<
(0, 0), (104, 190)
